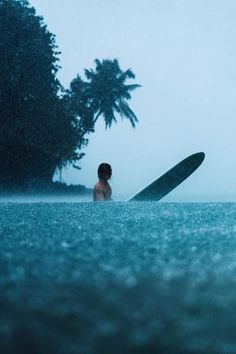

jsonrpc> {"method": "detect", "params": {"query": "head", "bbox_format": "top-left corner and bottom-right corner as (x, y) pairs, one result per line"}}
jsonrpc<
(98, 163), (112, 181)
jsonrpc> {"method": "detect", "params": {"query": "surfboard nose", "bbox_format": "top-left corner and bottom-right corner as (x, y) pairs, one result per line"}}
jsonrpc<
(192, 152), (205, 161)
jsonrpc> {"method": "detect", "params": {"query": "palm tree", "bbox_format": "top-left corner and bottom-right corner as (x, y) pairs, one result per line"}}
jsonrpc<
(63, 59), (140, 170)
(84, 59), (141, 128)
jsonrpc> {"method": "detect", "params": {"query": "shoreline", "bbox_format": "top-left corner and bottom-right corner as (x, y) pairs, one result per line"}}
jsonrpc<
(0, 181), (93, 196)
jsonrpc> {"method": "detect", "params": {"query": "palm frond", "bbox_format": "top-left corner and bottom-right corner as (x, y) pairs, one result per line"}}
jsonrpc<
(124, 83), (142, 91)
(118, 69), (135, 82)
(119, 100), (138, 128)
(103, 108), (117, 128)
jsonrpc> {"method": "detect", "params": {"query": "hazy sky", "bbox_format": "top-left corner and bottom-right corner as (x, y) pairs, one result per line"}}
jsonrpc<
(30, 0), (236, 201)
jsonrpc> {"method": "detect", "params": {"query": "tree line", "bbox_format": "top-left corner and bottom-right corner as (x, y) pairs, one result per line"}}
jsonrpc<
(0, 0), (140, 188)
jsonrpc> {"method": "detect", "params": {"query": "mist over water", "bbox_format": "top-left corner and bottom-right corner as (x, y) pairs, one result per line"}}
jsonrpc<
(0, 194), (92, 204)
(1, 201), (236, 353)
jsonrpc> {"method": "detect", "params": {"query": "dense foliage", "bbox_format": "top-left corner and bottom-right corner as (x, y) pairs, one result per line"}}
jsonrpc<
(0, 0), (139, 188)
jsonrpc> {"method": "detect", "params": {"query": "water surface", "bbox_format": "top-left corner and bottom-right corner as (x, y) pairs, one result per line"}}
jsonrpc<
(0, 202), (236, 354)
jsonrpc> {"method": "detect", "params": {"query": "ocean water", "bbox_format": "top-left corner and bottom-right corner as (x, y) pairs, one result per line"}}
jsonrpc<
(0, 202), (236, 354)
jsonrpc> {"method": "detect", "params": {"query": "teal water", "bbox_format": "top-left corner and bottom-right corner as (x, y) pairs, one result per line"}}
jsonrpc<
(0, 202), (236, 354)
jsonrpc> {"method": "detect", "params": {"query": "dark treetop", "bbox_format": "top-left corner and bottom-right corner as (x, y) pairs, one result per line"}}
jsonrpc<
(0, 0), (140, 189)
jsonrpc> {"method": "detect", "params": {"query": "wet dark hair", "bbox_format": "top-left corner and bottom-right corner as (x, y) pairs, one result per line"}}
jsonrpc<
(98, 163), (112, 180)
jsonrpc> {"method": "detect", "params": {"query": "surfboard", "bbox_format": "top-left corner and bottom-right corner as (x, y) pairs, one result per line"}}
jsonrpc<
(127, 152), (205, 202)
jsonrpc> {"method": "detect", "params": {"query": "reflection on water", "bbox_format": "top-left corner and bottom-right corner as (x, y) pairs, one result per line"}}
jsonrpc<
(0, 202), (236, 353)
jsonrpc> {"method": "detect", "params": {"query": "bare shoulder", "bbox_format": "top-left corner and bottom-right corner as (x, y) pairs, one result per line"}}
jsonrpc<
(94, 182), (104, 191)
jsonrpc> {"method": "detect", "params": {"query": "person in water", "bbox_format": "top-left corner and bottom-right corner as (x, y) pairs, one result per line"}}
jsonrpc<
(93, 163), (112, 202)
